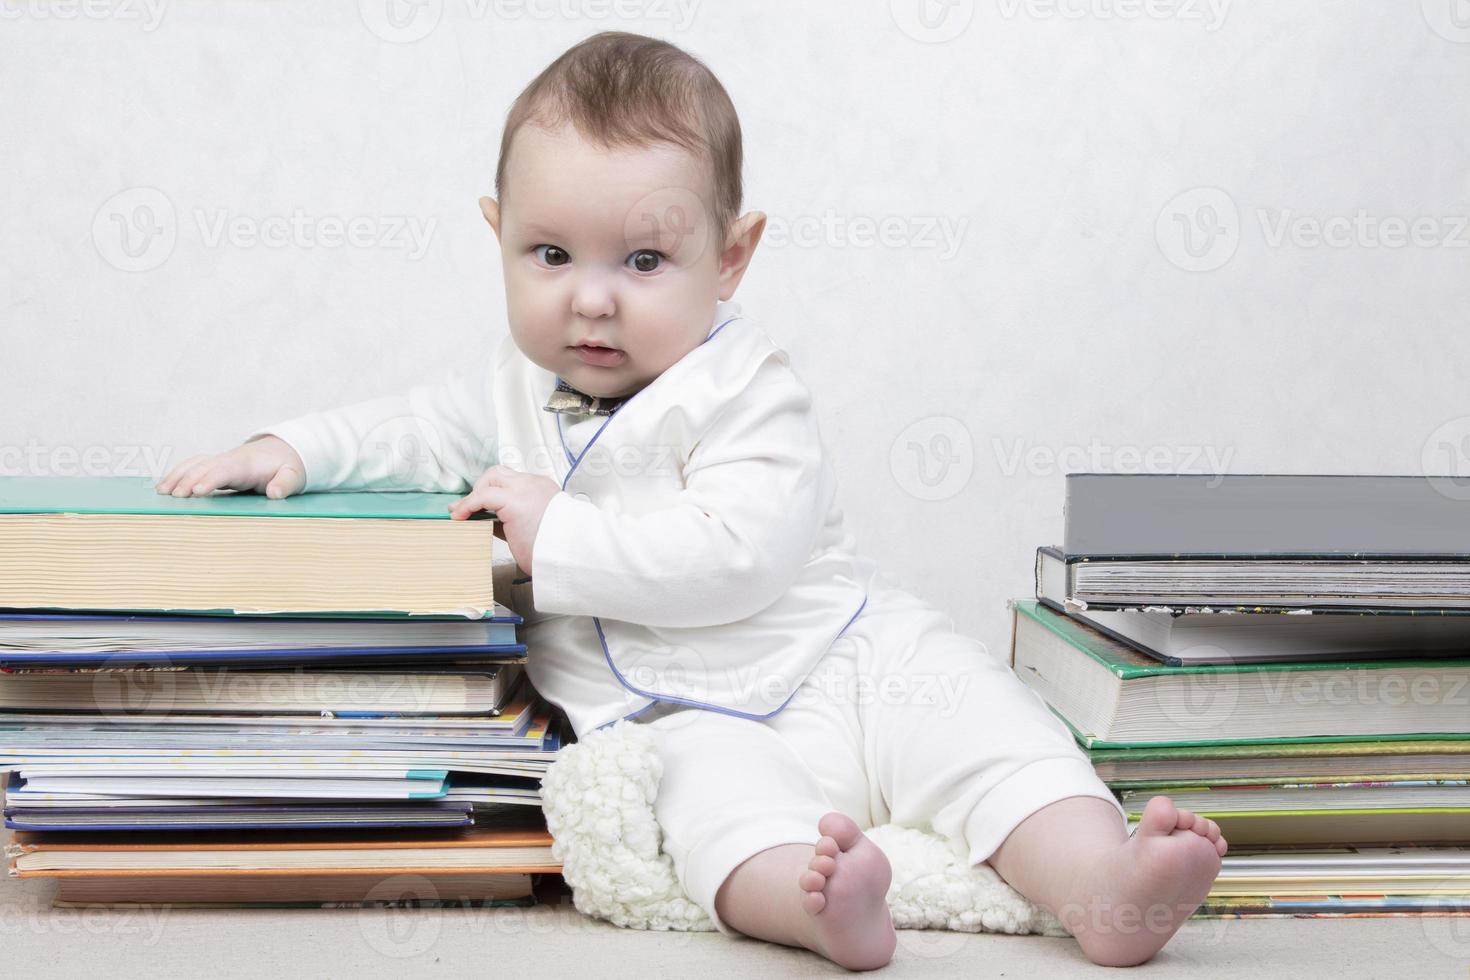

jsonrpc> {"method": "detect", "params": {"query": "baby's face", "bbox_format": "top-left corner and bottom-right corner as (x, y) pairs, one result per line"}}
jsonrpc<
(490, 122), (734, 400)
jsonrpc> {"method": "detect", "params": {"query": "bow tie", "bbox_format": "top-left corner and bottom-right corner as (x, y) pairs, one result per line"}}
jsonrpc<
(543, 377), (630, 417)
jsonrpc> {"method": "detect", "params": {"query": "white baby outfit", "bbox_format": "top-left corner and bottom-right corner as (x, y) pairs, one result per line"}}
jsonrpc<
(252, 301), (1124, 933)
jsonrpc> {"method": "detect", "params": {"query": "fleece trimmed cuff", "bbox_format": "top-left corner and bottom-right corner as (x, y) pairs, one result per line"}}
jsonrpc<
(675, 810), (830, 937)
(962, 756), (1127, 866)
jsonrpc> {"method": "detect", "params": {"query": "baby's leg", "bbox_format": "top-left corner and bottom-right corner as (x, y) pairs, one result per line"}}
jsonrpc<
(715, 812), (894, 971)
(849, 588), (1225, 966)
(641, 705), (896, 970)
(989, 794), (1225, 966)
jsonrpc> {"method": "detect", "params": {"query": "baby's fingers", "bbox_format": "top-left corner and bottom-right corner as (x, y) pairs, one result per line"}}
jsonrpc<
(165, 457), (226, 498)
(173, 458), (237, 498)
(449, 487), (504, 521)
(155, 455), (209, 494)
(264, 464), (305, 500)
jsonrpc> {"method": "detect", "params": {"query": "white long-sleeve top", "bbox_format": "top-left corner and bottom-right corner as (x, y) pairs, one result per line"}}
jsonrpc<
(249, 302), (870, 735)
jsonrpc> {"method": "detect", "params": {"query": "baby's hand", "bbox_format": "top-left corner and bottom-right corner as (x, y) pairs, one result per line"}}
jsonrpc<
(449, 464), (560, 574)
(155, 435), (307, 500)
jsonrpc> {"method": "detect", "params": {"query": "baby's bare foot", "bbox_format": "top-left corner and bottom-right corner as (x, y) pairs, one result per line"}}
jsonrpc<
(1065, 796), (1226, 967)
(795, 812), (896, 971)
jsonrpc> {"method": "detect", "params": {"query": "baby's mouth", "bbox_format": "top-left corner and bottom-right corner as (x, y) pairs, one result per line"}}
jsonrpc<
(570, 343), (626, 368)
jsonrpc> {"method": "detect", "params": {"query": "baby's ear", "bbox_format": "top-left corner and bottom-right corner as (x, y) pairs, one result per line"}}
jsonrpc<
(479, 197), (502, 240)
(717, 211), (766, 301)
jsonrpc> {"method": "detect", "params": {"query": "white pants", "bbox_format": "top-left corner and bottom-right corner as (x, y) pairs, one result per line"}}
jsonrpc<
(637, 585), (1125, 934)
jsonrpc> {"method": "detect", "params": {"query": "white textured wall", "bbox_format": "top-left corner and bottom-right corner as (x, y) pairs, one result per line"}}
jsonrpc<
(4, 1), (1468, 656)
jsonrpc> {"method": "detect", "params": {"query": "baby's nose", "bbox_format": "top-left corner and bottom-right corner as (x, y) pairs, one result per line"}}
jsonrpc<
(570, 274), (615, 319)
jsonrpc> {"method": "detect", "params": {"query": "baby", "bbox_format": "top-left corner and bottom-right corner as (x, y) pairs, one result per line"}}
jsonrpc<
(156, 32), (1226, 970)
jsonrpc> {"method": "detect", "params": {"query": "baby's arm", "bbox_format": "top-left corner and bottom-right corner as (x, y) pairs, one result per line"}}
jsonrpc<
(530, 366), (830, 630)
(251, 357), (496, 494)
(157, 355), (497, 498)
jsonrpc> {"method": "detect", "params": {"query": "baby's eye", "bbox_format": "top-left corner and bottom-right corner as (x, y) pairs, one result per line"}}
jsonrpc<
(627, 249), (664, 273)
(535, 245), (570, 267)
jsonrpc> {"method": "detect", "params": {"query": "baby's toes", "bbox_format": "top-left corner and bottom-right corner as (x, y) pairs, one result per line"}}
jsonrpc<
(802, 888), (828, 915)
(815, 835), (839, 859)
(1174, 807), (1199, 832)
(809, 853), (838, 878)
(1198, 817), (1221, 842)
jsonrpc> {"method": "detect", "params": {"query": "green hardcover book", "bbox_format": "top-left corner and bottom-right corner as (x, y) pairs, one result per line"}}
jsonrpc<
(0, 477), (496, 617)
(1009, 600), (1470, 749)
(1127, 807), (1470, 847)
(1088, 739), (1470, 787)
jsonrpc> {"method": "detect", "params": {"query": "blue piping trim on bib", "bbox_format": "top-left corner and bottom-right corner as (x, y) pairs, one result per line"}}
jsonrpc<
(551, 314), (740, 483)
(591, 594), (868, 721)
(544, 313), (872, 720)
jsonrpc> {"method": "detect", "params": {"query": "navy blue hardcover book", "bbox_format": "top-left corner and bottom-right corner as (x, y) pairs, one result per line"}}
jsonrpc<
(3, 802), (475, 832)
(0, 604), (524, 668)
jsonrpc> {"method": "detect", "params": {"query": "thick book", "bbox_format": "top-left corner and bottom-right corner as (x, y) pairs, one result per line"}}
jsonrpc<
(1059, 473), (1470, 610)
(1117, 782), (1470, 815)
(1200, 895), (1470, 916)
(0, 667), (519, 715)
(0, 477), (496, 616)
(1086, 739), (1470, 787)
(6, 820), (560, 876)
(1208, 845), (1470, 899)
(1008, 600), (1470, 747)
(4, 802), (475, 832)
(1036, 546), (1470, 665)
(1124, 809), (1470, 847)
(0, 604), (522, 668)
(52, 870), (536, 906)
(8, 773), (450, 801)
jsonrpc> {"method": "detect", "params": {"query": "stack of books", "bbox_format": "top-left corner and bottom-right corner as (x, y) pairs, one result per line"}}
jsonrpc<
(1014, 474), (1470, 917)
(0, 476), (562, 907)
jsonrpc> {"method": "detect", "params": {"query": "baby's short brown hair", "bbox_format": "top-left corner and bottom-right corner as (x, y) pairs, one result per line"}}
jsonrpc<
(495, 31), (743, 246)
